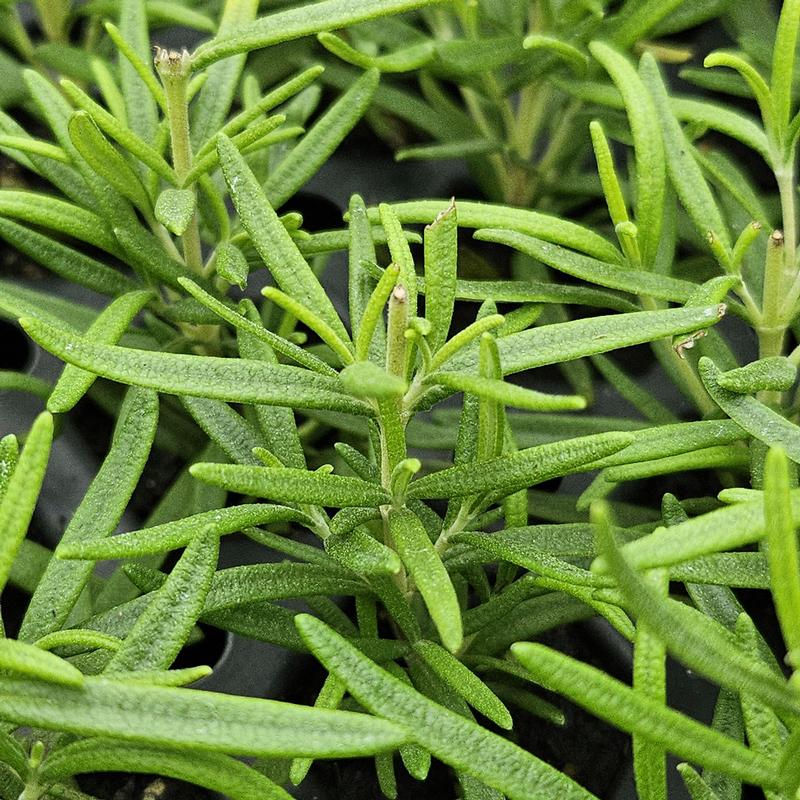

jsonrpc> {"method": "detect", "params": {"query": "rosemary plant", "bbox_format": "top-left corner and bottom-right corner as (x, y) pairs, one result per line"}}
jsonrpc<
(3, 1), (800, 800)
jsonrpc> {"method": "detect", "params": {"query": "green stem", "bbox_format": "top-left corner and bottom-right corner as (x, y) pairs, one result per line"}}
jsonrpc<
(156, 48), (203, 274)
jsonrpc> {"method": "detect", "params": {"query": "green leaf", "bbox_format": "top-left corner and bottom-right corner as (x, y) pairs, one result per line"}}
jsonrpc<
(590, 501), (800, 718)
(341, 361), (406, 399)
(367, 200), (621, 263)
(107, 528), (218, 672)
(734, 615), (786, 797)
(0, 638), (83, 686)
(0, 217), (135, 297)
(264, 69), (379, 209)
(217, 134), (348, 342)
(190, 0), (259, 150)
(41, 738), (292, 800)
(771, 0), (800, 137)
(179, 278), (335, 376)
(640, 53), (731, 250)
(237, 299), (306, 469)
(19, 316), (372, 417)
(192, 0), (446, 68)
(423, 199), (458, 353)
(202, 563), (367, 610)
(764, 447), (800, 655)
(590, 42), (665, 265)
(632, 570), (669, 800)
(412, 640), (512, 729)
(425, 372), (586, 411)
(0, 190), (120, 255)
(181, 396), (267, 466)
(215, 241), (249, 289)
(325, 527), (402, 577)
(318, 31), (434, 73)
(61, 79), (177, 183)
(47, 290), (153, 414)
(57, 504), (302, 560)
(389, 508), (462, 653)
(522, 34), (588, 74)
(600, 445), (749, 483)
(511, 642), (783, 791)
(0, 674), (408, 757)
(592, 493), (800, 572)
(700, 357), (800, 463)
(0, 435), (18, 505)
(119, 0), (158, 145)
(68, 111), (152, 213)
(290, 674), (347, 786)
(589, 120), (631, 231)
(677, 764), (725, 800)
(154, 188), (196, 235)
(716, 357), (797, 393)
(0, 411), (52, 593)
(296, 614), (598, 800)
(474, 229), (694, 300)
(396, 139), (502, 162)
(194, 65), (324, 159)
(190, 463), (389, 507)
(455, 530), (607, 589)
(34, 630), (122, 655)
(409, 432), (634, 500)
(606, 0), (691, 48)
(262, 286), (354, 365)
(347, 193), (379, 353)
(20, 388), (158, 643)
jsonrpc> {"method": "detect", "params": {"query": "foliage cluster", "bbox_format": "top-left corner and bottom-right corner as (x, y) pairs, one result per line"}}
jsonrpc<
(2, 1), (800, 799)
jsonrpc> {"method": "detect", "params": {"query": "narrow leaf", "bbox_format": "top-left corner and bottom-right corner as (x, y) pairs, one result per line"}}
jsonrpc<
(48, 290), (153, 413)
(20, 388), (158, 643)
(0, 411), (52, 592)
(389, 508), (462, 653)
(0, 674), (409, 757)
(764, 447), (800, 655)
(640, 53), (731, 250)
(426, 372), (586, 411)
(590, 42), (665, 264)
(409, 432), (634, 500)
(412, 640), (512, 729)
(511, 643), (782, 791)
(296, 614), (597, 800)
(424, 199), (458, 352)
(192, 0), (446, 68)
(0, 638), (83, 686)
(42, 739), (292, 800)
(107, 528), (219, 672)
(217, 134), (348, 341)
(190, 463), (390, 507)
(20, 317), (372, 417)
(57, 504), (303, 560)
(264, 69), (379, 209)
(700, 357), (800, 463)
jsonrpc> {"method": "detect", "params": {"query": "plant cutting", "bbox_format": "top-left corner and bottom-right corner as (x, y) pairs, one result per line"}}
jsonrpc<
(3, 1), (800, 800)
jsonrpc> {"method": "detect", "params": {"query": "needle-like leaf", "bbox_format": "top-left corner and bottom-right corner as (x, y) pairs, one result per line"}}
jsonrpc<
(389, 508), (462, 653)
(0, 674), (409, 757)
(190, 463), (390, 507)
(41, 739), (292, 800)
(296, 614), (598, 800)
(0, 411), (52, 593)
(20, 316), (372, 416)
